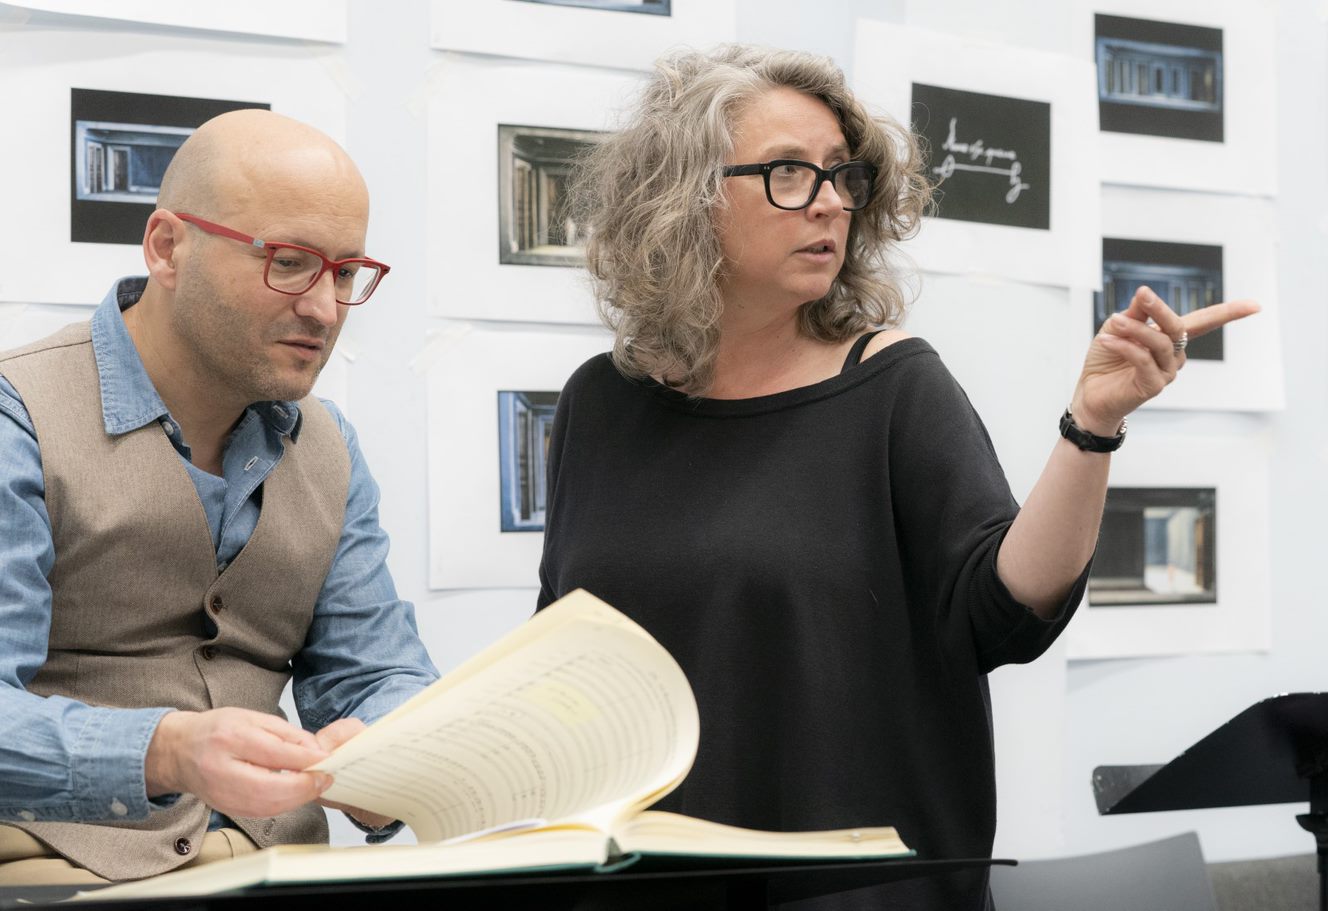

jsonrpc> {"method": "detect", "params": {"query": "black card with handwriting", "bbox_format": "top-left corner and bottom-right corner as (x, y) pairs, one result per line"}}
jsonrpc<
(911, 83), (1051, 231)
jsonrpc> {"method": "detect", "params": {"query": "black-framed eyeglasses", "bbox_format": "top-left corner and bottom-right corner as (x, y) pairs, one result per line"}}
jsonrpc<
(173, 212), (390, 306)
(721, 159), (877, 211)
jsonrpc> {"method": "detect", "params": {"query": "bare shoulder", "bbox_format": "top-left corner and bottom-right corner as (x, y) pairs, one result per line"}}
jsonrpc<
(861, 328), (913, 361)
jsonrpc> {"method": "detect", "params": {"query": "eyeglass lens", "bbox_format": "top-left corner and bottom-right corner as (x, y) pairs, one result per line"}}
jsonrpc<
(267, 248), (383, 304)
(768, 163), (874, 210)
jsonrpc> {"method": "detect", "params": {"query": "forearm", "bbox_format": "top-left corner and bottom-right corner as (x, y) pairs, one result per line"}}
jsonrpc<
(0, 687), (171, 822)
(997, 435), (1111, 618)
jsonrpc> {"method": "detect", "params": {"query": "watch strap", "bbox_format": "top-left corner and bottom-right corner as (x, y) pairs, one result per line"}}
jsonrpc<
(1059, 408), (1126, 453)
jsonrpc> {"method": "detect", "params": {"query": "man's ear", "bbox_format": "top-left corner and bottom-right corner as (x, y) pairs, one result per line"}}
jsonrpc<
(143, 209), (184, 291)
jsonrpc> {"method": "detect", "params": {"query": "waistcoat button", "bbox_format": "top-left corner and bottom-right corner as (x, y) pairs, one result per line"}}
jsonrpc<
(174, 837), (191, 855)
(210, 596), (224, 613)
(200, 646), (216, 661)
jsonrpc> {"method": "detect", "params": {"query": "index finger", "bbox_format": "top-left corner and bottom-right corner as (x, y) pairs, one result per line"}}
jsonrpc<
(1181, 299), (1261, 339)
(249, 712), (329, 755)
(236, 719), (331, 772)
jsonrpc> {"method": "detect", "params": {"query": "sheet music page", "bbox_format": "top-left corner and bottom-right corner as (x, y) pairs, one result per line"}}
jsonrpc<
(316, 593), (700, 843)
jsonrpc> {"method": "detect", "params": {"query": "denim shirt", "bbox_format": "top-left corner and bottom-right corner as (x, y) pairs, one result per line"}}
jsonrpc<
(0, 278), (439, 837)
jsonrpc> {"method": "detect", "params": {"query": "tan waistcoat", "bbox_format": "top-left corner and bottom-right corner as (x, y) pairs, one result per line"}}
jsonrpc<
(0, 322), (349, 880)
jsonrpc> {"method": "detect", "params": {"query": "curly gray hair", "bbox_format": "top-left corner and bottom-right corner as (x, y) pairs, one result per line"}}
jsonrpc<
(572, 44), (931, 393)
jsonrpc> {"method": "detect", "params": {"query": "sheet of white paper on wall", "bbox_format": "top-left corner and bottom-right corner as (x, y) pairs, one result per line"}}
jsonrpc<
(1066, 420), (1272, 660)
(852, 20), (1101, 290)
(429, 0), (735, 73)
(426, 321), (613, 590)
(1073, 0), (1277, 197)
(0, 27), (348, 307)
(427, 53), (644, 325)
(1073, 186), (1284, 412)
(0, 1), (348, 43)
(901, 0), (1076, 54)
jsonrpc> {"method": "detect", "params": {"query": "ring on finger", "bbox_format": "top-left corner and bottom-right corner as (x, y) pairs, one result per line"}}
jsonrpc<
(1173, 331), (1188, 354)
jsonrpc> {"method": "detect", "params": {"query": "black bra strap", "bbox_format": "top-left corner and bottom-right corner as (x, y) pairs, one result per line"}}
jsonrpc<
(840, 330), (886, 374)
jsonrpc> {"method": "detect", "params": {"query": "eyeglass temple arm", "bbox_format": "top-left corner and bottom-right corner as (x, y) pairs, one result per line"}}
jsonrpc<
(175, 213), (266, 249)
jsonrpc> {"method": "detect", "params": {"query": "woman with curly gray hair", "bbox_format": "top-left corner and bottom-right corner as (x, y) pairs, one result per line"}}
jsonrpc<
(537, 45), (1254, 911)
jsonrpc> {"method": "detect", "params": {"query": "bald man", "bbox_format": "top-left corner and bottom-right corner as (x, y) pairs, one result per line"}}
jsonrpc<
(0, 110), (439, 885)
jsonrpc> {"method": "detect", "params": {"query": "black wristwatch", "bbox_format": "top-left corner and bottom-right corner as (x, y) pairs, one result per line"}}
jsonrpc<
(1059, 408), (1126, 453)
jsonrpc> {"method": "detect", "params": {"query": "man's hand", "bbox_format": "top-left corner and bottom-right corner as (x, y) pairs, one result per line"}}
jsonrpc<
(313, 717), (396, 831)
(145, 708), (333, 819)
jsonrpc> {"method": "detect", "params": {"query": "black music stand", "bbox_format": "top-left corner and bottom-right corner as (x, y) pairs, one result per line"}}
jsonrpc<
(1092, 692), (1328, 911)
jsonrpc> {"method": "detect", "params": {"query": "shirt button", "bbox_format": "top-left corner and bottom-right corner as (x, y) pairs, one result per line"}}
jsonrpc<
(160, 420), (175, 436)
(200, 646), (217, 661)
(174, 837), (192, 856)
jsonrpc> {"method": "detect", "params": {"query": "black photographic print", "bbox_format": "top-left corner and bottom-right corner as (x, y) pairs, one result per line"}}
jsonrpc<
(497, 390), (560, 532)
(498, 124), (603, 267)
(1095, 13), (1224, 143)
(911, 83), (1051, 231)
(1095, 238), (1224, 360)
(506, 0), (670, 14)
(1090, 487), (1217, 607)
(71, 88), (268, 245)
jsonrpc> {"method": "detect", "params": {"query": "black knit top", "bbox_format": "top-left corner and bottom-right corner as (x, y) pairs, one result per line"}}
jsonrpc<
(538, 337), (1084, 910)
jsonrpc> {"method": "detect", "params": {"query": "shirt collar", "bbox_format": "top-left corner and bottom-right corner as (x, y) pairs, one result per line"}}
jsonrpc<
(90, 277), (304, 440)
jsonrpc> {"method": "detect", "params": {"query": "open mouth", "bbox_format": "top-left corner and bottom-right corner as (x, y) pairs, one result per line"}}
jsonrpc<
(798, 242), (836, 255)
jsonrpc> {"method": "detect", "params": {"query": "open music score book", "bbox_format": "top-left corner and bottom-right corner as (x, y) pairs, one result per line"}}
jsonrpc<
(83, 590), (910, 900)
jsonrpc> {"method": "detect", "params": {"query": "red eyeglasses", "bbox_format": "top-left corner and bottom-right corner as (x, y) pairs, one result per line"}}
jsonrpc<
(173, 212), (390, 305)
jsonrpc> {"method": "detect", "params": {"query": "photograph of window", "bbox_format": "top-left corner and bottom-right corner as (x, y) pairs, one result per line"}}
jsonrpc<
(1095, 13), (1224, 143)
(1090, 487), (1217, 607)
(507, 0), (670, 14)
(910, 82), (1051, 231)
(76, 123), (189, 204)
(1095, 238), (1224, 360)
(497, 390), (559, 532)
(70, 88), (267, 245)
(498, 124), (602, 267)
